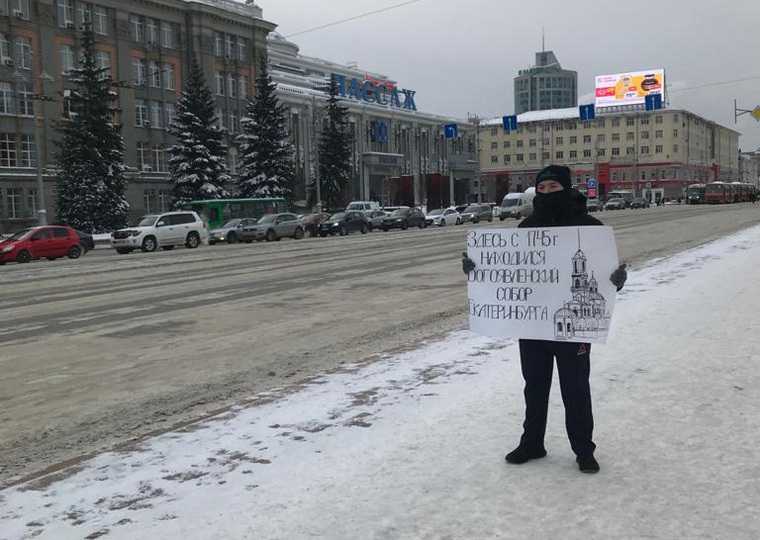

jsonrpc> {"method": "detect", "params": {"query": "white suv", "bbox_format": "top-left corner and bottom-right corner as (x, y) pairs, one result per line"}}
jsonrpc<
(111, 211), (208, 254)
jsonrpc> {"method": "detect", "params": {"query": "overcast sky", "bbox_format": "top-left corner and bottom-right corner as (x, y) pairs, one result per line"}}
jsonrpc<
(261, 0), (760, 151)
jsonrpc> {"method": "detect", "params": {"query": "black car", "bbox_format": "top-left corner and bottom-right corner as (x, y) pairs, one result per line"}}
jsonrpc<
(460, 204), (493, 224)
(74, 230), (95, 252)
(630, 197), (648, 209)
(318, 212), (369, 237)
(586, 199), (601, 213)
(381, 207), (427, 231)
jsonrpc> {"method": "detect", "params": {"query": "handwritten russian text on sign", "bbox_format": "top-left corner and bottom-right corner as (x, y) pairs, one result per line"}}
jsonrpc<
(467, 227), (619, 343)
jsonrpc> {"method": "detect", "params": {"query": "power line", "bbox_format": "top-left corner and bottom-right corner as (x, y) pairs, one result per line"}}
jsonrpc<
(668, 75), (760, 94)
(284, 0), (426, 39)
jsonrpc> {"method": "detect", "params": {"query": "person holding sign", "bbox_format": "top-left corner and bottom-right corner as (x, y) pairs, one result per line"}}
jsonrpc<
(462, 165), (627, 474)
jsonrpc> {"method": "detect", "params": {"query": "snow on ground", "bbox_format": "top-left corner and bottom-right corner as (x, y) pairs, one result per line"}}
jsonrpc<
(3, 227), (760, 540)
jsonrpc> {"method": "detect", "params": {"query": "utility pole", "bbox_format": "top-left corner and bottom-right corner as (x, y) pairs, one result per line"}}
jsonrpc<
(311, 95), (321, 211)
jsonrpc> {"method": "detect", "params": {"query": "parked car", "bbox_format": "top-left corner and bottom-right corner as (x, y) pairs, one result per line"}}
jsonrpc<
(240, 213), (305, 242)
(74, 229), (95, 252)
(111, 211), (208, 254)
(629, 198), (648, 209)
(382, 207), (427, 231)
(460, 204), (493, 224)
(0, 225), (87, 264)
(300, 213), (331, 237)
(455, 205), (469, 215)
(345, 201), (381, 213)
(208, 218), (257, 245)
(319, 211), (369, 236)
(366, 210), (388, 231)
(604, 198), (626, 211)
(426, 207), (462, 227)
(586, 199), (602, 213)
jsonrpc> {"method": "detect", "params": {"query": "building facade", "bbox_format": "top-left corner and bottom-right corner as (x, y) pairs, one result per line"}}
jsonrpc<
(739, 150), (760, 187)
(0, 0), (275, 233)
(514, 50), (577, 115)
(478, 107), (740, 201)
(268, 33), (478, 211)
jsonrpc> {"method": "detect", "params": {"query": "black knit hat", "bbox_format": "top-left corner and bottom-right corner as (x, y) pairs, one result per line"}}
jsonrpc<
(535, 165), (572, 190)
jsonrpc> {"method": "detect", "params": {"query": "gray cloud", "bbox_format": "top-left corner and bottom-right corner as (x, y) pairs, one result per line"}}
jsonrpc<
(261, 0), (760, 150)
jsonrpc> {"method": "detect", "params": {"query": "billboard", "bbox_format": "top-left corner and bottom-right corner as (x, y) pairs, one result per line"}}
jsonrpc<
(594, 69), (665, 108)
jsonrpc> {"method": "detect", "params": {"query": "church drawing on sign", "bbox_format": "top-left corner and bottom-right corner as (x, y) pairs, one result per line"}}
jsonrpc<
(554, 232), (611, 339)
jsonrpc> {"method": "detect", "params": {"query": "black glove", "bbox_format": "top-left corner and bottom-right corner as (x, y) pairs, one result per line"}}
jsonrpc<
(462, 252), (476, 275)
(610, 264), (627, 291)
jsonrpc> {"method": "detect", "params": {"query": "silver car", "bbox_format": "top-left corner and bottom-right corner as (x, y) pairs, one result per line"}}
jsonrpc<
(240, 213), (305, 242)
(367, 210), (388, 231)
(208, 218), (257, 245)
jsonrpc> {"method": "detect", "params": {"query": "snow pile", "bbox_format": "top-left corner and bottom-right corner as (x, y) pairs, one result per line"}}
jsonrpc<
(3, 226), (760, 539)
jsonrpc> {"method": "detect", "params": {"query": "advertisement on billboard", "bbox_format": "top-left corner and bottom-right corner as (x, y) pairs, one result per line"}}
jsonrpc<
(594, 69), (665, 108)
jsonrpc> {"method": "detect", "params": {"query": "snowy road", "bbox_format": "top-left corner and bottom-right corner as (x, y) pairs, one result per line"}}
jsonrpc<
(2, 222), (759, 539)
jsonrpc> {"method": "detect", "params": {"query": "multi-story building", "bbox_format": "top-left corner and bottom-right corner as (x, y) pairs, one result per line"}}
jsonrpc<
(268, 32), (478, 210)
(0, 0), (275, 233)
(739, 150), (760, 187)
(514, 50), (577, 115)
(478, 107), (740, 201)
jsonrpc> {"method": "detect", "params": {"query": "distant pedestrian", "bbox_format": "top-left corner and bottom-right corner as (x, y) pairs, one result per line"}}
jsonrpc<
(462, 165), (627, 474)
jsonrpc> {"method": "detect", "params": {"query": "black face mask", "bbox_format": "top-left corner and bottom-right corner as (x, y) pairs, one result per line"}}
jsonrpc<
(533, 189), (572, 221)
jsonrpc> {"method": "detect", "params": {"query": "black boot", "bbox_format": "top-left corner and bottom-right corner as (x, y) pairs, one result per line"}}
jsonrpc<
(576, 454), (600, 473)
(505, 446), (547, 464)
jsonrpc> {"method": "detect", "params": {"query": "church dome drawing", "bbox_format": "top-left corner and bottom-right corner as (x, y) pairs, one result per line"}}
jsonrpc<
(554, 231), (611, 339)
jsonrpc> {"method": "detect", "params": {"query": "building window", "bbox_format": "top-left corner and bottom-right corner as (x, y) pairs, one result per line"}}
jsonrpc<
(153, 144), (167, 172)
(146, 18), (159, 45)
(17, 82), (33, 115)
(542, 151), (550, 160)
(655, 115), (663, 124)
(215, 72), (224, 95)
(225, 35), (234, 58)
(150, 101), (162, 128)
(20, 134), (35, 167)
(229, 112), (238, 133)
(529, 152), (537, 161)
(555, 151), (563, 159)
(161, 22), (176, 48)
(673, 129), (678, 137)
(504, 141), (511, 148)
(655, 130), (663, 138)
(132, 58), (146, 86)
(626, 132), (635, 141)
(516, 139), (523, 148)
(503, 154), (510, 164)
(227, 74), (237, 98)
(137, 142), (148, 169)
(583, 135), (591, 144)
(641, 131), (650, 139)
(556, 137), (563, 145)
(61, 45), (75, 74)
(612, 118), (620, 127)
(569, 136), (577, 144)
(0, 33), (9, 62)
(165, 102), (175, 127)
(0, 133), (17, 167)
(490, 142), (497, 150)
(673, 144), (679, 153)
(77, 2), (91, 27)
(239, 75), (248, 98)
(0, 82), (13, 114)
(583, 149), (591, 158)
(14, 37), (32, 70)
(148, 61), (160, 88)
(490, 155), (497, 164)
(490, 127), (497, 136)
(569, 150), (577, 159)
(26, 188), (37, 215)
(135, 99), (147, 126)
(516, 153), (524, 162)
(6, 186), (21, 217)
(143, 189), (156, 212)
(674, 114), (680, 122)
(162, 63), (175, 90)
(58, 0), (74, 27)
(597, 148), (606, 157)
(238, 38), (248, 62)
(626, 117), (635, 127)
(611, 133), (620, 142)
(95, 51), (110, 79)
(129, 14), (144, 42)
(641, 117), (649, 125)
(93, 6), (107, 35)
(612, 147), (620, 156)
(627, 146), (635, 155)
(641, 145), (650, 154)
(583, 121), (591, 129)
(527, 139), (535, 147)
(656, 145), (663, 154)
(158, 191), (169, 212)
(594, 119), (605, 128)
(543, 124), (551, 132)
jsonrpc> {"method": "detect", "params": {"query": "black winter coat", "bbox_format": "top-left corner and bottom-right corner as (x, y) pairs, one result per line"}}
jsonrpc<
(519, 190), (603, 228)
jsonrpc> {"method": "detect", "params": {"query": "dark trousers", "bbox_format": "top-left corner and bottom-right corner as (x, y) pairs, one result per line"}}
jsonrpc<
(518, 339), (596, 457)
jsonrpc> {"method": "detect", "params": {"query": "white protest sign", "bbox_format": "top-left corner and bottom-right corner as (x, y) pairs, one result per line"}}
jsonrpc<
(467, 226), (619, 344)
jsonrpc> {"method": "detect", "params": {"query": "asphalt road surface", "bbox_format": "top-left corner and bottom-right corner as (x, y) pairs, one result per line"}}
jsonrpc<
(2, 204), (759, 486)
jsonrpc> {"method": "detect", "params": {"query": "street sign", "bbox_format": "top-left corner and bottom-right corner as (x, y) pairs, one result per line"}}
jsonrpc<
(752, 106), (760, 122)
(579, 104), (595, 121)
(502, 115), (518, 132)
(444, 124), (458, 139)
(645, 93), (663, 111)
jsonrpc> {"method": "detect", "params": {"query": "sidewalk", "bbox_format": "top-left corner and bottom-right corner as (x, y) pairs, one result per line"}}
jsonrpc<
(3, 226), (760, 540)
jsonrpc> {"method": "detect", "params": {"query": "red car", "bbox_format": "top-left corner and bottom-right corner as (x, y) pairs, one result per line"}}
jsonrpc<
(0, 226), (86, 264)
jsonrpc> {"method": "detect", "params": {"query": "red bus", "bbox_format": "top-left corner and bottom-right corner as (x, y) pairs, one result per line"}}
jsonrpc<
(705, 182), (728, 204)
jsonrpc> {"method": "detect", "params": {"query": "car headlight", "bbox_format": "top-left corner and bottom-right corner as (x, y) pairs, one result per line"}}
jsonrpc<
(2, 245), (13, 253)
(130, 230), (142, 237)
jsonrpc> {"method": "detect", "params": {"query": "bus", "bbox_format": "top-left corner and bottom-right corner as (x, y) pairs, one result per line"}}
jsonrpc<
(686, 184), (706, 204)
(185, 198), (289, 230)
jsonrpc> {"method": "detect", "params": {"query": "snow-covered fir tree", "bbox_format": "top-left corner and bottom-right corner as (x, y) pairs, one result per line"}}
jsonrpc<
(318, 78), (353, 210)
(237, 56), (295, 198)
(54, 25), (128, 233)
(168, 56), (230, 207)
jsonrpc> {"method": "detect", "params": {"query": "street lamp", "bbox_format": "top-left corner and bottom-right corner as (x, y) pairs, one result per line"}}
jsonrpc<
(15, 69), (54, 226)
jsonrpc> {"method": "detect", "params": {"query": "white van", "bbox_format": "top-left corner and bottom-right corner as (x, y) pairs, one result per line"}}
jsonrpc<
(499, 187), (536, 220)
(346, 201), (381, 213)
